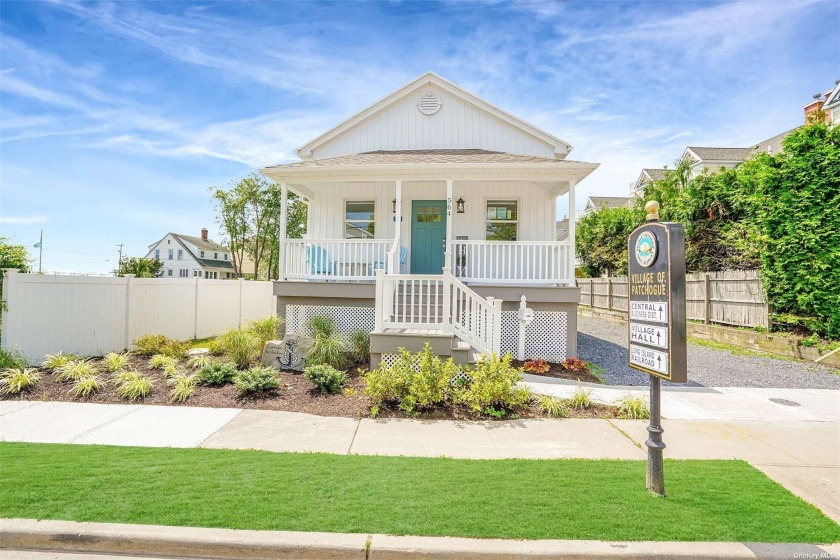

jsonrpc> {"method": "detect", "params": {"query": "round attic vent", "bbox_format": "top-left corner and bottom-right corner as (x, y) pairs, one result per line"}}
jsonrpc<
(418, 91), (442, 115)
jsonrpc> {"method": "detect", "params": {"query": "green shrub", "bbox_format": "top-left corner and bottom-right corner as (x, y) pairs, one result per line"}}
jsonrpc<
(363, 344), (459, 416)
(310, 315), (336, 338)
(186, 354), (212, 369)
(247, 315), (282, 346)
(219, 329), (260, 369)
(149, 354), (178, 371)
(133, 334), (187, 358)
(197, 362), (238, 386)
(55, 359), (97, 383)
(69, 375), (103, 398)
(133, 334), (169, 356)
(117, 371), (153, 401)
(168, 374), (198, 403)
(0, 367), (41, 395)
(103, 352), (129, 373)
(0, 348), (28, 370)
(208, 338), (226, 356)
(233, 366), (279, 395)
(111, 368), (137, 384)
(615, 393), (650, 419)
(41, 352), (76, 371)
(534, 394), (570, 418)
(453, 353), (530, 415)
(348, 329), (370, 365)
(304, 364), (348, 394)
(306, 332), (349, 370)
(568, 381), (593, 410)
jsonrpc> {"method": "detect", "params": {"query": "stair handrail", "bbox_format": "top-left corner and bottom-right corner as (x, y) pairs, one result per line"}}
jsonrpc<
(444, 267), (502, 356)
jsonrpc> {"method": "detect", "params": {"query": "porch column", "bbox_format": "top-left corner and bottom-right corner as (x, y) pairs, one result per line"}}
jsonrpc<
(444, 179), (453, 269)
(279, 182), (288, 281)
(390, 179), (402, 273)
(567, 179), (576, 284)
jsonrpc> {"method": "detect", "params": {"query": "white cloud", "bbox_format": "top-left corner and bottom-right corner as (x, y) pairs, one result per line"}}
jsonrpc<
(0, 215), (49, 225)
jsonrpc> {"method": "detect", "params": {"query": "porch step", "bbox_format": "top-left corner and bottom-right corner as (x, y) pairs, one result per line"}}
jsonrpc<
(369, 329), (475, 368)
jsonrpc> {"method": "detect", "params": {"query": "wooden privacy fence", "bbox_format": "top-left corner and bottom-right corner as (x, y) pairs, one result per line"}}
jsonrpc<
(578, 270), (769, 329)
(1, 270), (275, 364)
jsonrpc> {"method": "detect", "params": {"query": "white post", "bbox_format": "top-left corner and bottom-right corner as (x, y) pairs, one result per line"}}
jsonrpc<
(1, 269), (19, 353)
(442, 266), (452, 332)
(567, 179), (576, 284)
(238, 277), (244, 329)
(279, 182), (288, 281)
(390, 179), (402, 273)
(518, 295), (527, 361)
(193, 276), (200, 339)
(374, 268), (384, 332)
(123, 274), (135, 351)
(445, 179), (453, 269)
(490, 297), (503, 355)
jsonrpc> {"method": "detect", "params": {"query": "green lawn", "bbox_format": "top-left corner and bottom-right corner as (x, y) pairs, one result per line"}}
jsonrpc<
(1, 442), (838, 543)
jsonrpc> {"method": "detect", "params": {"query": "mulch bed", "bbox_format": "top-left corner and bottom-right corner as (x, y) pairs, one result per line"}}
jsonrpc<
(511, 360), (603, 384)
(2, 354), (617, 420)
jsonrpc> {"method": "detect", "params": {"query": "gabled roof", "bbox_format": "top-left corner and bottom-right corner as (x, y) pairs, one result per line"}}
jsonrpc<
(586, 196), (632, 209)
(751, 128), (797, 155)
(642, 168), (667, 182)
(296, 72), (573, 159)
(148, 233), (234, 270)
(684, 147), (753, 163)
(175, 233), (228, 252)
(824, 81), (840, 110)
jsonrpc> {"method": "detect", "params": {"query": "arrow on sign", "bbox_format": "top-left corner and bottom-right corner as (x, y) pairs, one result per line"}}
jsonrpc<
(657, 355), (662, 370)
(656, 331), (661, 345)
(658, 305), (664, 320)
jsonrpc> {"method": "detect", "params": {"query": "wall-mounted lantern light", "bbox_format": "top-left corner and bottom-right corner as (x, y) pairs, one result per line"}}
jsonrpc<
(456, 197), (466, 214)
(392, 199), (397, 213)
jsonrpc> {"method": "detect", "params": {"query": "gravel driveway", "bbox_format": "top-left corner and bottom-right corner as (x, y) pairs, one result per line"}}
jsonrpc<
(577, 315), (840, 389)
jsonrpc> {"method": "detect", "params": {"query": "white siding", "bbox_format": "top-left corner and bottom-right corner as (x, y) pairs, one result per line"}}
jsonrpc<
(1, 273), (275, 363)
(311, 86), (556, 160)
(306, 181), (555, 271)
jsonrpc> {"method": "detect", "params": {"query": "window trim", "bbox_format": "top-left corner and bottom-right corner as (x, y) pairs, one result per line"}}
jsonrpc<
(343, 198), (377, 239)
(484, 198), (519, 241)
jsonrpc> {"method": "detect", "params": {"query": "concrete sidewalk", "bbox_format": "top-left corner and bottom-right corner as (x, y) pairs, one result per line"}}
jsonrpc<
(2, 397), (839, 522)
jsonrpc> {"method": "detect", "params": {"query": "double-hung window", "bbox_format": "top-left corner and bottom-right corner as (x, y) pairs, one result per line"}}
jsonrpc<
(154, 249), (160, 260)
(344, 201), (375, 239)
(177, 249), (183, 260)
(485, 200), (518, 241)
(168, 249), (174, 260)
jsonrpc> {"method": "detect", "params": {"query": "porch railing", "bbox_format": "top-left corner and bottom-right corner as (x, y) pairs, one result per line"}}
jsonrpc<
(284, 239), (392, 282)
(452, 240), (572, 285)
(374, 268), (502, 356)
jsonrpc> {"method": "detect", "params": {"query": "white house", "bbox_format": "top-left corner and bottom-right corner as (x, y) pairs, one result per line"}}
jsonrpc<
(146, 229), (236, 279)
(578, 196), (632, 219)
(630, 168), (667, 196)
(681, 129), (795, 180)
(821, 81), (840, 124)
(260, 72), (599, 365)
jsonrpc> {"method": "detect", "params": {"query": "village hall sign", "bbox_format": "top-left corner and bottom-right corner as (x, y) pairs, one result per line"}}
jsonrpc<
(627, 213), (687, 383)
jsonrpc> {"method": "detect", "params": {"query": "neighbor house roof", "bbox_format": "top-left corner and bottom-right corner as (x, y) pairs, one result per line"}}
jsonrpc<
(556, 219), (569, 241)
(751, 128), (797, 155)
(685, 147), (754, 162)
(642, 168), (667, 182)
(266, 149), (574, 169)
(824, 81), (840, 110)
(587, 196), (632, 209)
(148, 233), (235, 271)
(296, 72), (573, 159)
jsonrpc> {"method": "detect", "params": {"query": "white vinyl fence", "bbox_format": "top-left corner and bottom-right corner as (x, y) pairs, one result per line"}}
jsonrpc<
(1, 270), (275, 364)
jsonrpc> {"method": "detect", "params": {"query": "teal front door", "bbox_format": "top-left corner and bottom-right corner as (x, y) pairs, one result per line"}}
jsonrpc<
(411, 200), (447, 274)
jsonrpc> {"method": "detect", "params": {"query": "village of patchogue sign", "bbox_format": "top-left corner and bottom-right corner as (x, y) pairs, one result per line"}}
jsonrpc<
(627, 222), (687, 383)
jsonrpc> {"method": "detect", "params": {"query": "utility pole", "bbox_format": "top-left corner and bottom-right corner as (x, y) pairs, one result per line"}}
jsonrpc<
(117, 244), (124, 272)
(38, 230), (43, 274)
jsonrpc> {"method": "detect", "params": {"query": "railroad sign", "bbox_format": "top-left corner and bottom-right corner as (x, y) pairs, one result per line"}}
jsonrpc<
(627, 221), (687, 383)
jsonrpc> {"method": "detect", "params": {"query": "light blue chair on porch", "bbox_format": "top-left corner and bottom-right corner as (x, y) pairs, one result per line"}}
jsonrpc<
(306, 245), (337, 277)
(373, 247), (407, 274)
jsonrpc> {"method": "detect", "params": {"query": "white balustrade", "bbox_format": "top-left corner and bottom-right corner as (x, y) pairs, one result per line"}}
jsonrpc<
(452, 240), (571, 284)
(284, 239), (392, 281)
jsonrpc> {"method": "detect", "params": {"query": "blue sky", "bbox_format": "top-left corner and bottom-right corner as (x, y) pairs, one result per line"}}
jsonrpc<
(1, 0), (837, 273)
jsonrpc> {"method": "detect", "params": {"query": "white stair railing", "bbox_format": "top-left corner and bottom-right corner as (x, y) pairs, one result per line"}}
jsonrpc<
(374, 268), (502, 357)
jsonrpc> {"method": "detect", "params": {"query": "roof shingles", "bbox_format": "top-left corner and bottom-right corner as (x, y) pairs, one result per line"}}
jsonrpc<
(266, 149), (572, 169)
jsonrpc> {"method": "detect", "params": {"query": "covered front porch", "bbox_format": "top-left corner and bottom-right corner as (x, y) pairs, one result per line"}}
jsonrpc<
(262, 151), (596, 287)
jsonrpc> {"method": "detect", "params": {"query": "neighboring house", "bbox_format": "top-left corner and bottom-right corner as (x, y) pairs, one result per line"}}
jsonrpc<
(578, 196), (632, 219)
(630, 168), (667, 197)
(146, 229), (236, 279)
(260, 72), (599, 365)
(681, 128), (797, 180)
(555, 219), (569, 242)
(816, 80), (840, 124)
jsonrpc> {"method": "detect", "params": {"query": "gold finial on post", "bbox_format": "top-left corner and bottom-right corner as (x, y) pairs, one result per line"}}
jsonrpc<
(645, 200), (660, 222)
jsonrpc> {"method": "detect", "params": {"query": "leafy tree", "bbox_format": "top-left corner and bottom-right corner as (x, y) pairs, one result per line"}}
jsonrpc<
(0, 238), (32, 273)
(575, 206), (642, 277)
(115, 257), (164, 278)
(212, 174), (307, 280)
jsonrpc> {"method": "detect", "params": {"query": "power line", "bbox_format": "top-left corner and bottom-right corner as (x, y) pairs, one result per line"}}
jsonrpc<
(41, 248), (114, 257)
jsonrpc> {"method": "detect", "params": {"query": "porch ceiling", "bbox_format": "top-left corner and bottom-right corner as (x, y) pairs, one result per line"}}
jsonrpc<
(260, 149), (599, 189)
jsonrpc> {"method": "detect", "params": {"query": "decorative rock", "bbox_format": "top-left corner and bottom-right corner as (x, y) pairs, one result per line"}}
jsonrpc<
(187, 348), (210, 357)
(262, 336), (310, 371)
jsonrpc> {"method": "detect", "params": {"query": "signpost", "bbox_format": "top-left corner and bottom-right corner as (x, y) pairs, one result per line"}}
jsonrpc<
(627, 201), (687, 496)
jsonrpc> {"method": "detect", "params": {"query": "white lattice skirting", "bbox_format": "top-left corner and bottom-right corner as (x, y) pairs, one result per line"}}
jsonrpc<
(286, 304), (568, 364)
(284, 305), (376, 337)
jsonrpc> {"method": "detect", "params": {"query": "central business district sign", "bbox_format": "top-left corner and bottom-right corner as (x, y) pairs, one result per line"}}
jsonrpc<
(627, 222), (687, 383)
